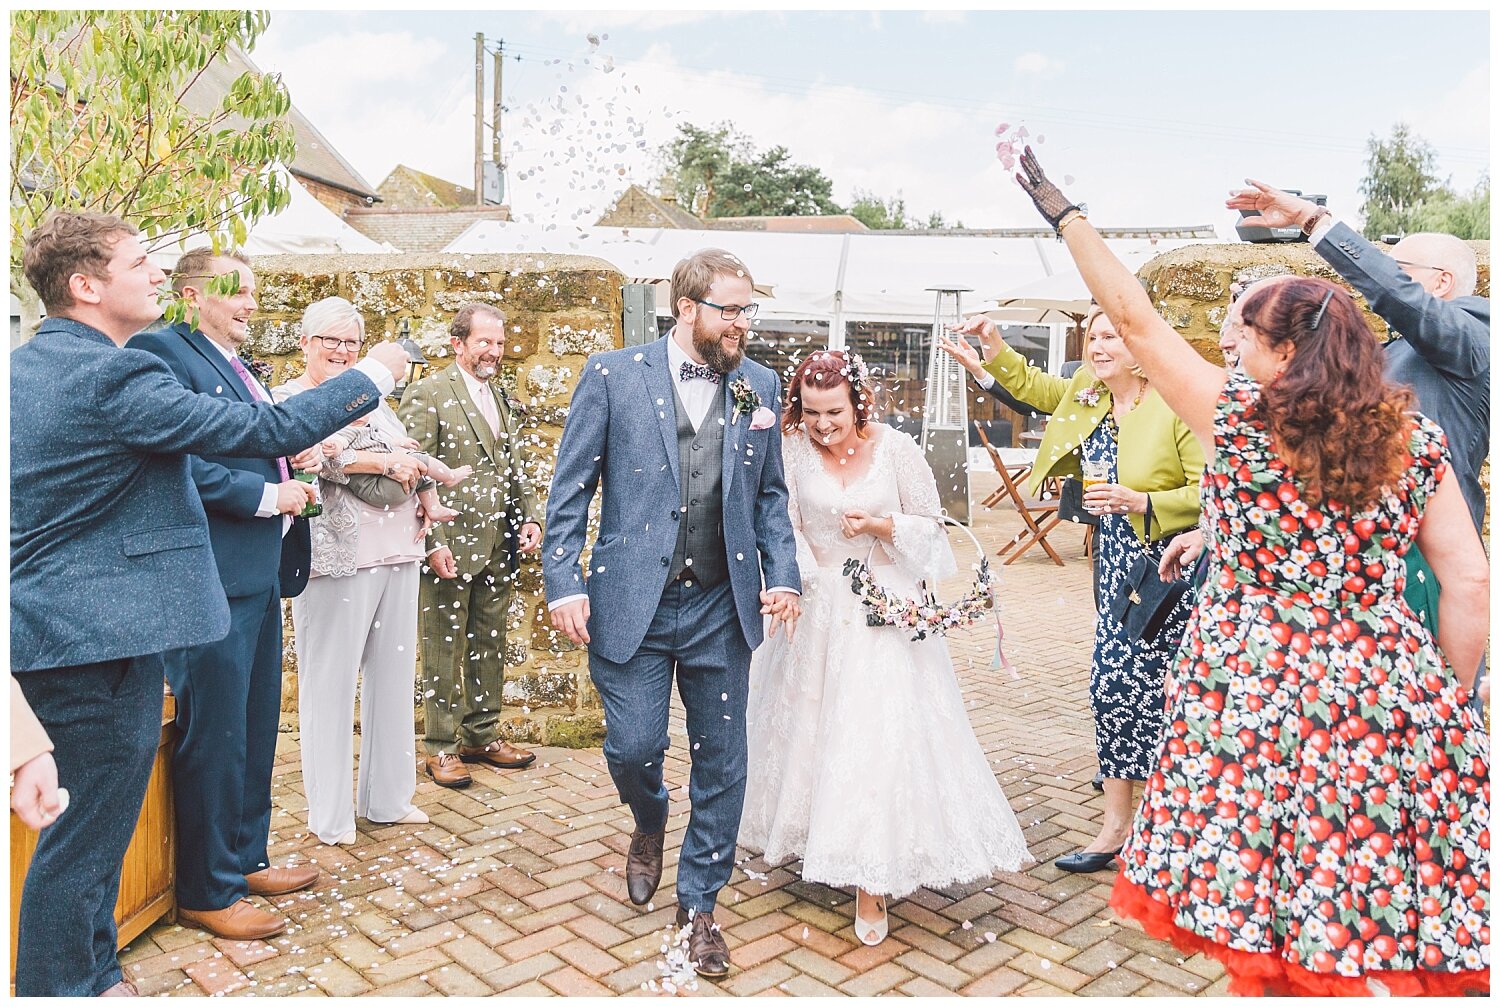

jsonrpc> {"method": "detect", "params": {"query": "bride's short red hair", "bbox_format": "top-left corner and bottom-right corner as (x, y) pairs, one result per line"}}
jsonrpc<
(781, 350), (873, 438)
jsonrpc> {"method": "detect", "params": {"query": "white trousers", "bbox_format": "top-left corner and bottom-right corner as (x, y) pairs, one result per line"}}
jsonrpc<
(292, 562), (420, 842)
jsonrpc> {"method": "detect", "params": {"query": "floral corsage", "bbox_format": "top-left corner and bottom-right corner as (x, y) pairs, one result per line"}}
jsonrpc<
(841, 556), (996, 642)
(241, 355), (275, 385)
(729, 377), (760, 420)
(1075, 383), (1103, 407)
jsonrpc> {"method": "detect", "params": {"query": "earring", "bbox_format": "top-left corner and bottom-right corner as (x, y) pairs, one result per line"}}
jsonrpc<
(1129, 364), (1145, 379)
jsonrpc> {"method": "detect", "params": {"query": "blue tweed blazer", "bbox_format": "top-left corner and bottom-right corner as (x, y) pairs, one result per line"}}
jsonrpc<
(542, 335), (801, 663)
(11, 317), (380, 672)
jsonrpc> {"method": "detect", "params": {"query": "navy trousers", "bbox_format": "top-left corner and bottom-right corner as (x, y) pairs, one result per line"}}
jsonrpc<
(15, 657), (162, 996)
(164, 586), (284, 910)
(588, 578), (752, 913)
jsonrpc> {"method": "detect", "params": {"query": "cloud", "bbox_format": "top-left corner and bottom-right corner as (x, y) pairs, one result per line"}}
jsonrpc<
(1013, 52), (1065, 79)
(536, 11), (726, 34)
(921, 11), (968, 24)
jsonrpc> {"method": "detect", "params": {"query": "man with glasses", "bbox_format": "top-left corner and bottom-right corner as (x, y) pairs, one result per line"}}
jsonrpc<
(543, 248), (801, 978)
(399, 302), (544, 790)
(130, 249), (324, 940)
(1228, 179), (1490, 700)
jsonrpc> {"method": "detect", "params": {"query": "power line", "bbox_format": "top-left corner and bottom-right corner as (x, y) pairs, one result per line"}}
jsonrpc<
(494, 38), (1488, 166)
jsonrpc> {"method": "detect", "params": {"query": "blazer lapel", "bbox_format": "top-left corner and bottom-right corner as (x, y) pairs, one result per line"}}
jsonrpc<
(448, 366), (498, 460)
(720, 365), (743, 497)
(641, 336), (680, 487)
(179, 324), (253, 403)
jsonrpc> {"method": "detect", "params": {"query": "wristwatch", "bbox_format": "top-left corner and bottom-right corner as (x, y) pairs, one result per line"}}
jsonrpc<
(1300, 208), (1331, 237)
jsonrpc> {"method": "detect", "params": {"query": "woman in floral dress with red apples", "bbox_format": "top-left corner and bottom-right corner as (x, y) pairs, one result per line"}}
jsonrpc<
(1013, 147), (1489, 997)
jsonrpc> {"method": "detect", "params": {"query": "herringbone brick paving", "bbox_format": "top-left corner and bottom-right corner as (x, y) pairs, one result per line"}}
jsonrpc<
(120, 476), (1228, 996)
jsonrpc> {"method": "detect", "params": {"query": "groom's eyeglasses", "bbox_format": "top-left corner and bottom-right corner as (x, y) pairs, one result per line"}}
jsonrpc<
(694, 298), (759, 321)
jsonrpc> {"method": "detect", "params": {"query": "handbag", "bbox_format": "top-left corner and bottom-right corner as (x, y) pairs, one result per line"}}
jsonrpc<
(1106, 497), (1190, 644)
(1058, 476), (1099, 527)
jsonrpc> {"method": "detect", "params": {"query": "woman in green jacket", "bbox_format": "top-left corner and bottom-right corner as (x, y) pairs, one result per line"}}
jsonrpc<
(941, 308), (1204, 872)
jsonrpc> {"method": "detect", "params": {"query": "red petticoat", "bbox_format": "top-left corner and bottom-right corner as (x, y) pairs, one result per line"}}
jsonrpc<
(1110, 873), (1489, 997)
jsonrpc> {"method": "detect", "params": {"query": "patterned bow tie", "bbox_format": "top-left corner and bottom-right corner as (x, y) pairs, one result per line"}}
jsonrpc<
(679, 360), (721, 384)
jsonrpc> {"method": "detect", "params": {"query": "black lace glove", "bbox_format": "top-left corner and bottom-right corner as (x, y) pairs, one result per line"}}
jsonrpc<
(1015, 146), (1080, 229)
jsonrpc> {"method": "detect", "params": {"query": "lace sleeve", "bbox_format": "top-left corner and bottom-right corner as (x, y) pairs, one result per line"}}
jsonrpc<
(270, 378), (355, 484)
(782, 434), (820, 580)
(885, 431), (957, 581)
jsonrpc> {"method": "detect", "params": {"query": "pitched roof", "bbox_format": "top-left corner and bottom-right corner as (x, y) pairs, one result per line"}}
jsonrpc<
(176, 45), (380, 202)
(342, 206), (512, 252)
(595, 184), (705, 229)
(377, 165), (476, 209)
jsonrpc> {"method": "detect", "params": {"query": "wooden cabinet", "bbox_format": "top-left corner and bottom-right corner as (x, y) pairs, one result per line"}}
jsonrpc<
(9, 694), (178, 976)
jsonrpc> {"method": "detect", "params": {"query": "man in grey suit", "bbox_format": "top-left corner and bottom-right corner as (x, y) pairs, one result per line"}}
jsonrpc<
(544, 248), (801, 978)
(10, 213), (409, 997)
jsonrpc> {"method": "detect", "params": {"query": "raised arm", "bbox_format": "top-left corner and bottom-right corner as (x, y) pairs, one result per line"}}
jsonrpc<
(1228, 180), (1489, 380)
(941, 319), (1070, 414)
(1015, 147), (1225, 448)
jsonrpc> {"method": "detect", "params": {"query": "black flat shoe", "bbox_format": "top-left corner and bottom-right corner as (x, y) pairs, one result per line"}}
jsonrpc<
(1055, 848), (1122, 873)
(1091, 772), (1104, 791)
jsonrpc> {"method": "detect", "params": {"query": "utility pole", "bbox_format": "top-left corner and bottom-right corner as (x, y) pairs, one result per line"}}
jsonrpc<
(492, 39), (504, 205)
(473, 32), (484, 206)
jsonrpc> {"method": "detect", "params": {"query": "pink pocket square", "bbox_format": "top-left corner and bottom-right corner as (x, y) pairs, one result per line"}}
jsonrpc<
(748, 406), (777, 431)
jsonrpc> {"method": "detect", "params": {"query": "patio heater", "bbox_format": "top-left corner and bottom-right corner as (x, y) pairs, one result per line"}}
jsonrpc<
(920, 287), (972, 524)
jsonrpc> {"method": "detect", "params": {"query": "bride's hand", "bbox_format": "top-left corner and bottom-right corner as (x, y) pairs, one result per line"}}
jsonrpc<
(840, 510), (893, 541)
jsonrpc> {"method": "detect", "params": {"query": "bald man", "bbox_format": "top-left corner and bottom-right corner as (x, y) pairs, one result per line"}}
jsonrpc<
(1228, 181), (1489, 531)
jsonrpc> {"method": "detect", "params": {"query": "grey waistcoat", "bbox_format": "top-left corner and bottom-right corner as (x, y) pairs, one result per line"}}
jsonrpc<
(668, 382), (729, 586)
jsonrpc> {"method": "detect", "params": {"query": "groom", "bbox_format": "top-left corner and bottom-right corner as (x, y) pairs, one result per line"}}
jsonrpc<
(544, 248), (801, 978)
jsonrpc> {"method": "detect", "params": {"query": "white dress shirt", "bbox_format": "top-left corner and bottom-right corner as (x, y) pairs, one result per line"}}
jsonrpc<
(665, 332), (720, 431)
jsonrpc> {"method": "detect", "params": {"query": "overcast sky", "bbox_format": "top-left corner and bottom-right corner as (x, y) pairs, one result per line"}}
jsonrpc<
(251, 8), (1490, 235)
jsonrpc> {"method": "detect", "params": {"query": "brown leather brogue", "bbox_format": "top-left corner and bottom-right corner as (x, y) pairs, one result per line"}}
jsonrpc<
(99, 979), (139, 996)
(675, 907), (731, 978)
(425, 752), (473, 788)
(625, 829), (665, 906)
(177, 899), (287, 940)
(244, 864), (319, 897)
(458, 739), (536, 769)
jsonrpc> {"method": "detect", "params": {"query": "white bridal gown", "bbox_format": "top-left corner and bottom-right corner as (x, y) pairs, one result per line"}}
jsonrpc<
(740, 425), (1033, 897)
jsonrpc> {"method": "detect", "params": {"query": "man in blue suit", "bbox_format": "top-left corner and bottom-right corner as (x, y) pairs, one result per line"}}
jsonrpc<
(544, 248), (801, 978)
(10, 212), (409, 997)
(129, 248), (320, 942)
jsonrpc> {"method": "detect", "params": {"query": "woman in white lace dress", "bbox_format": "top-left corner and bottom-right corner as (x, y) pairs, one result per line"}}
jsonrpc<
(740, 350), (1032, 946)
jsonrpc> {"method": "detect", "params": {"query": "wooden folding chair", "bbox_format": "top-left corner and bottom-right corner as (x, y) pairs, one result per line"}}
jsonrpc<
(974, 423), (1064, 567)
(973, 423), (1030, 509)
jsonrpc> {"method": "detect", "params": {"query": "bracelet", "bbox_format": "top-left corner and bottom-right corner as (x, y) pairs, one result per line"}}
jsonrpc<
(1057, 209), (1087, 234)
(1300, 207), (1331, 237)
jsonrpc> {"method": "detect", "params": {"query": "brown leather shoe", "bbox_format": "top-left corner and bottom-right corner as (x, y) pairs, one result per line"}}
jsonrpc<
(458, 739), (537, 769)
(625, 829), (665, 906)
(245, 865), (319, 897)
(178, 899), (287, 940)
(99, 979), (139, 996)
(675, 907), (730, 978)
(425, 752), (473, 788)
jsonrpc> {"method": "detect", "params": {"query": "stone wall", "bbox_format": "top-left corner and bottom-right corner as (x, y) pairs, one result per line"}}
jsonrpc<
(1136, 238), (1490, 364)
(247, 252), (623, 748)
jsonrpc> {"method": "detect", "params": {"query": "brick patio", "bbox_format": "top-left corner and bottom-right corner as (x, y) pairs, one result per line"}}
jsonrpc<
(119, 478), (1229, 996)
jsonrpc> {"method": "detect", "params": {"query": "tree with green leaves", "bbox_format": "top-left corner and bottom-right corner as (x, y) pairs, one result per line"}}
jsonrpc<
(658, 122), (841, 218)
(848, 189), (908, 230)
(1358, 123), (1487, 240)
(10, 10), (296, 335)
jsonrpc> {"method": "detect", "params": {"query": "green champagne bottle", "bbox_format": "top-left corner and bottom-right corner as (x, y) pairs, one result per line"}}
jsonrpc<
(294, 470), (323, 518)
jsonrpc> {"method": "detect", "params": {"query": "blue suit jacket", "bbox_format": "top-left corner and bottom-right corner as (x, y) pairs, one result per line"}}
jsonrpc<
(1316, 223), (1490, 529)
(129, 323), (312, 599)
(11, 317), (381, 672)
(542, 335), (801, 664)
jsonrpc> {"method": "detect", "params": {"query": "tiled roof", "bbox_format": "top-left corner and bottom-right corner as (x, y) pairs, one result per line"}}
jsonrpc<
(177, 45), (380, 202)
(377, 165), (476, 209)
(342, 206), (512, 252)
(596, 185), (705, 229)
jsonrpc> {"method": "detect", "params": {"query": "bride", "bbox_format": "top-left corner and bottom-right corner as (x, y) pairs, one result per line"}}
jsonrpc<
(740, 349), (1032, 946)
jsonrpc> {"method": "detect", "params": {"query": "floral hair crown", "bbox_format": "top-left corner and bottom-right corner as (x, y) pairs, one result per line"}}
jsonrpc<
(809, 348), (870, 389)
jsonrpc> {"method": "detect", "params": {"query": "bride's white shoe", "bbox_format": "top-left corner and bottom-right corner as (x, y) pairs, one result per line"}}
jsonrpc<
(853, 890), (888, 946)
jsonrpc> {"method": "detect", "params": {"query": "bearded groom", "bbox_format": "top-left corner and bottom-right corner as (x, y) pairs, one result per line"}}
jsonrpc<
(544, 248), (801, 978)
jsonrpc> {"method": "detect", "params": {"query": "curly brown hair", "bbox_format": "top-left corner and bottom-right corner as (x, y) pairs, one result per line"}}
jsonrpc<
(781, 350), (873, 438)
(1239, 277), (1415, 510)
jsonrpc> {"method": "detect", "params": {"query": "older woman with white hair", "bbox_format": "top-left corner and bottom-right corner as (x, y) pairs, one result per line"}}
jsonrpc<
(272, 297), (431, 844)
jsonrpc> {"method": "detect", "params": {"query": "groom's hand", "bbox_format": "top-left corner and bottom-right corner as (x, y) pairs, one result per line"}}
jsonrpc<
(551, 598), (591, 645)
(760, 590), (801, 642)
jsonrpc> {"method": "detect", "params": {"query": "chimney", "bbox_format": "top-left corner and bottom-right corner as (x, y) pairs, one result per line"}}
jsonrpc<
(658, 175), (678, 205)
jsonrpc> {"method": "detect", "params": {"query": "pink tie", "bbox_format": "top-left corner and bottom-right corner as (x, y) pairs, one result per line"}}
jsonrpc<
(228, 356), (291, 483)
(477, 384), (500, 437)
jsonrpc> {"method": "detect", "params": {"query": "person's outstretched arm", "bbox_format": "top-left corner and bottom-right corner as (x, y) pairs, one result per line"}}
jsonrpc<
(1014, 147), (1225, 451)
